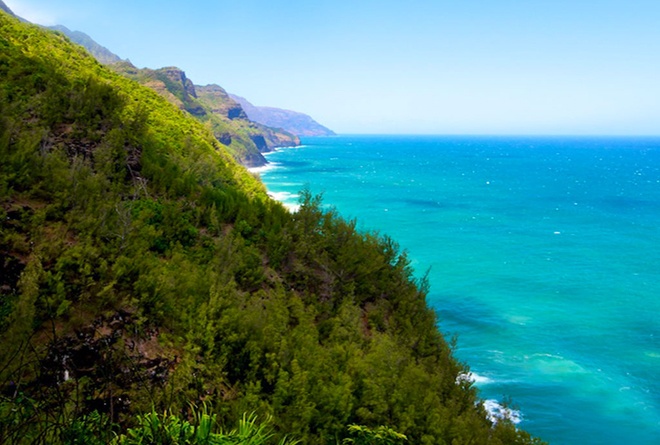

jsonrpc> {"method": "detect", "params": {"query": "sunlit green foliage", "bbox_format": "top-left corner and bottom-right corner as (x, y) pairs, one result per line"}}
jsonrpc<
(0, 11), (544, 445)
(114, 408), (298, 445)
(343, 424), (407, 445)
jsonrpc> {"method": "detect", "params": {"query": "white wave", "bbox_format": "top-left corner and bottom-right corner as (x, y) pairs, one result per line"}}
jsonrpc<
(248, 162), (280, 174)
(266, 191), (300, 213)
(268, 191), (298, 201)
(264, 145), (307, 156)
(456, 372), (493, 385)
(483, 399), (522, 425)
(471, 372), (493, 385)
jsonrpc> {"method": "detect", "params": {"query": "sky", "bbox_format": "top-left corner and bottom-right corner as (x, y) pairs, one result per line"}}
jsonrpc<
(5, 0), (660, 135)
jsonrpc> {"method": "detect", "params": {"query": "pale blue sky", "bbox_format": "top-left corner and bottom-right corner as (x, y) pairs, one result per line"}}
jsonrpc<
(6, 0), (660, 135)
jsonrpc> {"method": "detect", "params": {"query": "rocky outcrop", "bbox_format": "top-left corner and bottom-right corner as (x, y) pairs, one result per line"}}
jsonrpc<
(250, 135), (268, 152)
(150, 67), (206, 117)
(160, 67), (197, 98)
(196, 84), (248, 120)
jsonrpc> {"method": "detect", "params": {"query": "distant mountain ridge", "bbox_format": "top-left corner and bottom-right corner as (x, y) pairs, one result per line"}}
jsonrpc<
(230, 94), (335, 137)
(0, 0), (15, 17)
(43, 11), (335, 140)
(48, 24), (123, 65)
(0, 0), (330, 164)
(0, 0), (120, 66)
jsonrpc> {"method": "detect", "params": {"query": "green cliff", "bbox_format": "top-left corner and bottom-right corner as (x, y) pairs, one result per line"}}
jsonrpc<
(111, 63), (299, 167)
(6, 3), (300, 169)
(0, 12), (542, 445)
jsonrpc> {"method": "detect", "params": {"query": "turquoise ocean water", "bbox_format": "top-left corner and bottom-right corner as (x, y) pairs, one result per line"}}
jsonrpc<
(256, 135), (660, 445)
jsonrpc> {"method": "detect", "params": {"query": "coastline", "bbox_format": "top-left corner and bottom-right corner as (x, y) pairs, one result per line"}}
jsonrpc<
(251, 134), (660, 445)
(249, 146), (306, 212)
(255, 139), (525, 429)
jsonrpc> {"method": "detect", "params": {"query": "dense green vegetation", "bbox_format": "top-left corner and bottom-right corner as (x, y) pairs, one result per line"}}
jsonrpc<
(0, 12), (544, 445)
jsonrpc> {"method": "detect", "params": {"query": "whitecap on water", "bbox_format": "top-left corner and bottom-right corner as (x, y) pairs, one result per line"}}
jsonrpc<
(268, 191), (298, 201)
(265, 191), (301, 212)
(456, 371), (493, 385)
(248, 162), (281, 174)
(483, 399), (522, 425)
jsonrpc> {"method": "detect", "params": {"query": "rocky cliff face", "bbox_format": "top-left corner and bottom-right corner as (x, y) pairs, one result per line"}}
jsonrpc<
(196, 84), (248, 120)
(149, 67), (207, 117)
(158, 67), (198, 100)
(112, 64), (299, 167)
(196, 84), (300, 152)
(230, 94), (335, 137)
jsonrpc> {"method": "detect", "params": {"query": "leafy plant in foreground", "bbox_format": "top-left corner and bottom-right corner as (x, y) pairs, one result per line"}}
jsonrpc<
(343, 424), (407, 445)
(114, 407), (298, 445)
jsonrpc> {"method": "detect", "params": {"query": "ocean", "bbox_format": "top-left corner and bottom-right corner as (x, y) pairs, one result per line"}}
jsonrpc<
(255, 135), (660, 445)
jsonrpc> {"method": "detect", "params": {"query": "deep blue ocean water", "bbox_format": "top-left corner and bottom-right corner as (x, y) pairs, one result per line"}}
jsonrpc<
(256, 135), (660, 445)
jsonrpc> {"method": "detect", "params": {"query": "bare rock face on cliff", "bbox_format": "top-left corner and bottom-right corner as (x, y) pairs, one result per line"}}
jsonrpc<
(196, 84), (300, 152)
(196, 84), (248, 120)
(146, 67), (207, 117)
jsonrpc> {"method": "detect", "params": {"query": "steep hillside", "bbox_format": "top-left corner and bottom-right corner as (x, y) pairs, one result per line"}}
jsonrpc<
(231, 94), (336, 137)
(0, 0), (298, 169)
(0, 12), (542, 445)
(113, 63), (299, 167)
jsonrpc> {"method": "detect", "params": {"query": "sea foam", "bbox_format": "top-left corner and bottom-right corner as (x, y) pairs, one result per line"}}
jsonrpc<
(483, 399), (522, 425)
(248, 162), (280, 174)
(456, 371), (493, 385)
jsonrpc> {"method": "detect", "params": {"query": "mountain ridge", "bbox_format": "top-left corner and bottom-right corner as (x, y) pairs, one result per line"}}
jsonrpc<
(48, 24), (123, 65)
(111, 62), (300, 167)
(0, 0), (306, 167)
(0, 0), (15, 17)
(231, 94), (336, 137)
